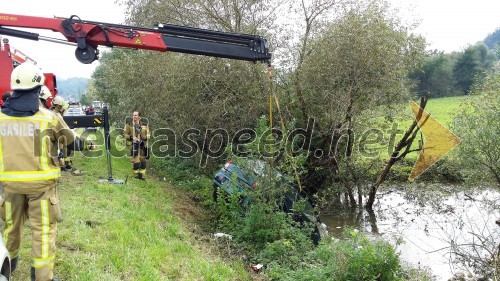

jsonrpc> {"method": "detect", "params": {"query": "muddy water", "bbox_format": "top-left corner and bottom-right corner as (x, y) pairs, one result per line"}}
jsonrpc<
(318, 188), (500, 280)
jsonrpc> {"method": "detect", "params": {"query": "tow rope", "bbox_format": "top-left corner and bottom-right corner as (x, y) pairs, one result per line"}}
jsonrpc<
(267, 65), (303, 192)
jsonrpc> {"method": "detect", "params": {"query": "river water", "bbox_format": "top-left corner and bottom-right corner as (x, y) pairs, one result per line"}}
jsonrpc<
(318, 186), (500, 280)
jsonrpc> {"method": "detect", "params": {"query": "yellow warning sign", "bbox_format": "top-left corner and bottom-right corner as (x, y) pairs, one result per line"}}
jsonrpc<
(408, 102), (460, 181)
(94, 118), (102, 124)
(134, 38), (142, 44)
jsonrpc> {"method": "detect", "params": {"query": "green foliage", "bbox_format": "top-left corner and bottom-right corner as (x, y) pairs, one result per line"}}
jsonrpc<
(411, 37), (498, 98)
(93, 0), (273, 175)
(300, 2), (425, 126)
(453, 43), (497, 94)
(150, 156), (215, 209)
(453, 65), (500, 186)
(410, 52), (458, 97)
(267, 229), (405, 281)
(288, 0), (426, 196)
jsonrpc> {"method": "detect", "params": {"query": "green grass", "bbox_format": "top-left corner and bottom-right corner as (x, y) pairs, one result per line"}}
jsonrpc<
(365, 96), (468, 162)
(388, 96), (466, 131)
(419, 96), (467, 126)
(6, 129), (253, 281)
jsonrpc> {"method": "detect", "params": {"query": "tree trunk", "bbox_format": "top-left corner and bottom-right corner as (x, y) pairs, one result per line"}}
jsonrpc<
(357, 185), (363, 206)
(346, 186), (356, 206)
(366, 97), (428, 210)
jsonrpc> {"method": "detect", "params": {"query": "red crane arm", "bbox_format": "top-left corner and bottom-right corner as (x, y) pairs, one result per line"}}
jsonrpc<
(0, 13), (271, 64)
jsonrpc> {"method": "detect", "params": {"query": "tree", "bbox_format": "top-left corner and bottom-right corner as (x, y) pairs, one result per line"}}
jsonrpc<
(94, 0), (277, 170)
(453, 64), (500, 186)
(453, 43), (497, 94)
(96, 0), (426, 204)
(410, 51), (457, 97)
(290, 0), (425, 205)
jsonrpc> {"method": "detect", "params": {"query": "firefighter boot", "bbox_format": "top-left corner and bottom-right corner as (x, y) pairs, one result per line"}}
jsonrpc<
(133, 162), (142, 180)
(138, 161), (146, 180)
(11, 257), (18, 273)
(64, 158), (72, 170)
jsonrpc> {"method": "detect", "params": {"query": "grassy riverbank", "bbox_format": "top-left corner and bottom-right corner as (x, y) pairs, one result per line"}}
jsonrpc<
(8, 145), (254, 280)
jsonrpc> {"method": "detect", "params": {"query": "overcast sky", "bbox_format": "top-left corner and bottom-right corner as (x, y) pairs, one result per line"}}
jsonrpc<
(2, 0), (499, 79)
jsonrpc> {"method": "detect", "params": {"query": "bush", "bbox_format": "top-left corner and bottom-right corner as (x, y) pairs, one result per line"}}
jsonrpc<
(267, 229), (404, 281)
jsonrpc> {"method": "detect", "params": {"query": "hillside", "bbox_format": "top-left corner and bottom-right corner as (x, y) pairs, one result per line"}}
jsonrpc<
(57, 77), (88, 102)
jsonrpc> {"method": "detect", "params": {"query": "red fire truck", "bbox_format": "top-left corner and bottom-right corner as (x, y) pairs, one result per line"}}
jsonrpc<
(0, 36), (57, 106)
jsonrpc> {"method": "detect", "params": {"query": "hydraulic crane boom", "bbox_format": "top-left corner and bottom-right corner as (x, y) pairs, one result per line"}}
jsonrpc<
(0, 13), (271, 64)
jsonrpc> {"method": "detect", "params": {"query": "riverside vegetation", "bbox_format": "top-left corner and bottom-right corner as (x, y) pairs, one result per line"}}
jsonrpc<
(4, 125), (433, 280)
(5, 92), (497, 280)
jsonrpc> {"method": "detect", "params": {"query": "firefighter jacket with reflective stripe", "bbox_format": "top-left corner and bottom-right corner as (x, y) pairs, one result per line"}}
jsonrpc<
(0, 107), (76, 194)
(124, 122), (150, 148)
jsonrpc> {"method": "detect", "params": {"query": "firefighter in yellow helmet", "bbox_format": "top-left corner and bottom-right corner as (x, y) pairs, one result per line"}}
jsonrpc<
(123, 111), (150, 180)
(0, 62), (95, 281)
(51, 96), (65, 116)
(51, 96), (83, 174)
(51, 96), (71, 171)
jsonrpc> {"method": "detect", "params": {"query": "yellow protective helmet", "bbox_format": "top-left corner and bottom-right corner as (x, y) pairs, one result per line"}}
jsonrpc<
(11, 62), (45, 90)
(52, 95), (65, 107)
(39, 85), (52, 101)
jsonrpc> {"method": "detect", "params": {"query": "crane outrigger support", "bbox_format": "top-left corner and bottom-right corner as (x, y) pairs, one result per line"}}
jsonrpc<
(0, 13), (272, 64)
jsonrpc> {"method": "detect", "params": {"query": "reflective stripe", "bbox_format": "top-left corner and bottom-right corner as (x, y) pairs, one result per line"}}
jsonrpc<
(32, 256), (54, 268)
(3, 202), (12, 247)
(41, 200), (49, 258)
(39, 121), (50, 170)
(0, 168), (60, 181)
(0, 136), (3, 172)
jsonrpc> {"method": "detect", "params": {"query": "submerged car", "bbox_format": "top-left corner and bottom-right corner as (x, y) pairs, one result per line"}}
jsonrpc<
(213, 159), (324, 244)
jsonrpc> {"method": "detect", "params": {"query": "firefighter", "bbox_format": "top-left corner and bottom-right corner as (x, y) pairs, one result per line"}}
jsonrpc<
(51, 95), (88, 175)
(123, 111), (150, 180)
(0, 62), (95, 281)
(51, 96), (65, 116)
(51, 96), (73, 172)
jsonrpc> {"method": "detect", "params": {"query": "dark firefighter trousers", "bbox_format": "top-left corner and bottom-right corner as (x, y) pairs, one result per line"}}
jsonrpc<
(130, 142), (148, 177)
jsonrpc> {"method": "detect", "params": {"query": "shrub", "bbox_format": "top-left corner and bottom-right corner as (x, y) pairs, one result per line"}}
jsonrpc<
(267, 229), (404, 281)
